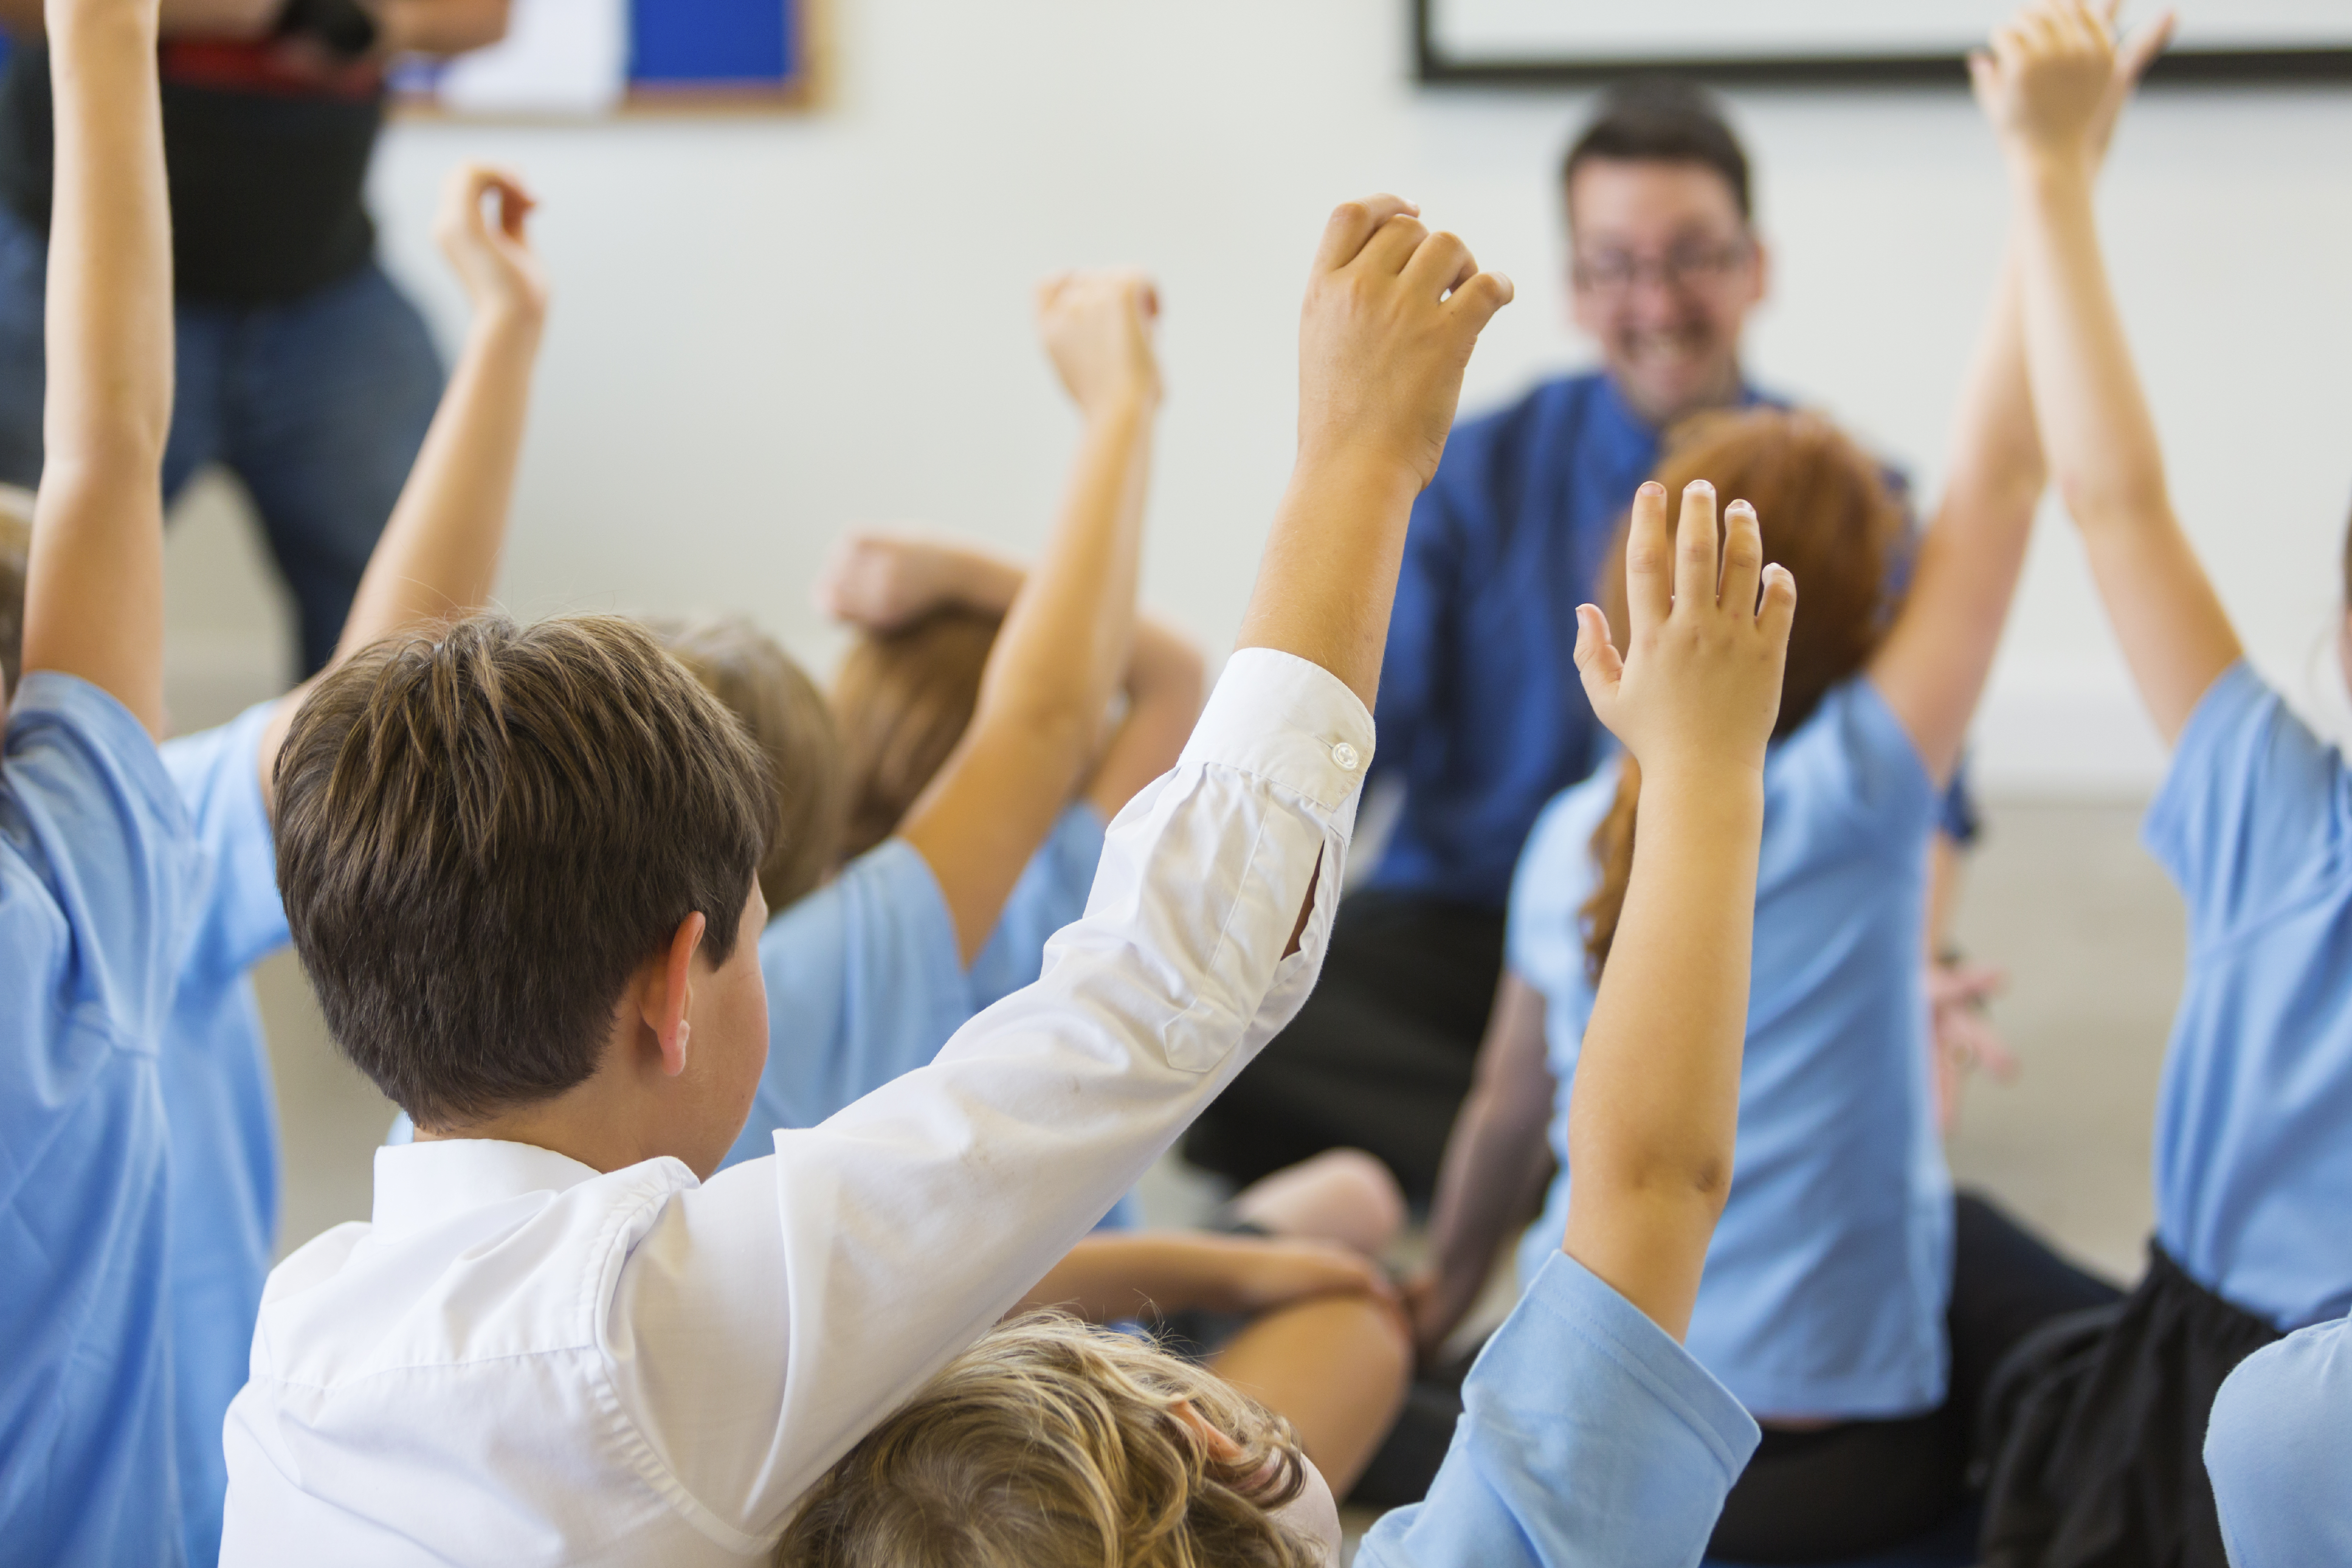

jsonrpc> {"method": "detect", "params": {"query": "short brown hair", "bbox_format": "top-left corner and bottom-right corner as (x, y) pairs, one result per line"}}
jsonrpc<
(274, 612), (774, 1130)
(649, 614), (846, 912)
(1563, 78), (1752, 224)
(1582, 409), (1901, 976)
(831, 606), (1001, 859)
(777, 1313), (1321, 1568)
(0, 483), (33, 698)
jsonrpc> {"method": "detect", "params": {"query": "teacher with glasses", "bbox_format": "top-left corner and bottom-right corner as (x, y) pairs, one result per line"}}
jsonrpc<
(1188, 78), (1972, 1204)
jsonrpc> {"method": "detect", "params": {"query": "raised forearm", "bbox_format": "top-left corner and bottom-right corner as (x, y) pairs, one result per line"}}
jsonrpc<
(0, 0), (274, 37)
(1235, 456), (1423, 711)
(2011, 153), (2240, 739)
(2014, 158), (2169, 531)
(20, 0), (172, 731)
(1562, 771), (1761, 1340)
(331, 309), (540, 666)
(970, 397), (1150, 745)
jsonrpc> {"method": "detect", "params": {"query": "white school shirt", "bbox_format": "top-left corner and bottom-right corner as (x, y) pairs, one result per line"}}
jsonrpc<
(218, 648), (1371, 1567)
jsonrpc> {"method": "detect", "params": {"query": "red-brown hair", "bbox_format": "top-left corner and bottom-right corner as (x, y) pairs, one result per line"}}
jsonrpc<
(1580, 409), (1904, 977)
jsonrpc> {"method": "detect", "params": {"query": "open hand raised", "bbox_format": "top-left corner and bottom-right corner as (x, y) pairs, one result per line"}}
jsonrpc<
(1574, 480), (1794, 784)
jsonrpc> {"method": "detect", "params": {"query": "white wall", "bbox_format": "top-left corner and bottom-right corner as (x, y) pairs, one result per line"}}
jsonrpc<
(319, 0), (2352, 794)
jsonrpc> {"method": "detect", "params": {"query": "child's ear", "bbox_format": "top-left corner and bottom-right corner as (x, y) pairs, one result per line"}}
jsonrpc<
(646, 912), (706, 1077)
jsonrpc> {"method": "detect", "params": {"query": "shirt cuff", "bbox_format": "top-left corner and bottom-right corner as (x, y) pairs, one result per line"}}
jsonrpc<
(1479, 1249), (1761, 1483)
(1181, 649), (1375, 815)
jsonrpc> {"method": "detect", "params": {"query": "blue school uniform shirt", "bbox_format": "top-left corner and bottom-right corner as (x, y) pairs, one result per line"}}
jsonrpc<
(0, 672), (199, 1568)
(2204, 1312), (2352, 1568)
(1508, 679), (1952, 1419)
(2141, 661), (2352, 1330)
(158, 700), (289, 1568)
(1355, 1249), (1759, 1567)
(1369, 371), (1966, 912)
(719, 804), (1138, 1226)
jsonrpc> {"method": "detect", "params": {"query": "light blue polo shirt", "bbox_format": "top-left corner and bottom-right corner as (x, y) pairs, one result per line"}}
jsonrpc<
(719, 805), (1136, 1227)
(1509, 678), (1952, 1420)
(158, 700), (290, 1568)
(0, 672), (199, 1568)
(2142, 661), (2352, 1330)
(2205, 1312), (2352, 1568)
(1356, 1248), (1759, 1567)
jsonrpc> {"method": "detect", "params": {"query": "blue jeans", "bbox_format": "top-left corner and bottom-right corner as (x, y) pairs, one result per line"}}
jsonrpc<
(0, 203), (443, 676)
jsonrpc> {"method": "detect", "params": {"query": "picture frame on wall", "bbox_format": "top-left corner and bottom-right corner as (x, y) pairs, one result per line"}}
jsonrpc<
(1414, 0), (2352, 85)
(396, 0), (815, 116)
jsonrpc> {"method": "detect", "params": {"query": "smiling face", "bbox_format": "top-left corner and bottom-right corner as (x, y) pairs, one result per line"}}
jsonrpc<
(1567, 157), (1768, 428)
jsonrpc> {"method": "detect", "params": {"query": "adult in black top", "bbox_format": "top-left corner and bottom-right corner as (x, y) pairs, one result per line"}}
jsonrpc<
(0, 0), (509, 674)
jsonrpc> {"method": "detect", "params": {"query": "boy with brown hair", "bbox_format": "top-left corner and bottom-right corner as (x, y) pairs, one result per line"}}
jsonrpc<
(220, 194), (1513, 1563)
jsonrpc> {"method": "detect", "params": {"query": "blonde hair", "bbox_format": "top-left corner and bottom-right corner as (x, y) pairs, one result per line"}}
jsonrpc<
(830, 606), (1002, 859)
(648, 615), (848, 914)
(777, 1313), (1324, 1568)
(0, 483), (33, 697)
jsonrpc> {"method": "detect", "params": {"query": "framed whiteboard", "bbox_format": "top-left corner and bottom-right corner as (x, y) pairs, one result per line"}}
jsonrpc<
(1415, 0), (2352, 84)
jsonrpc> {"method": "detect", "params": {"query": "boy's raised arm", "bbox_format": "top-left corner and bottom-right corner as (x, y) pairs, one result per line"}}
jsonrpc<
(1994, 0), (2238, 745)
(898, 273), (1160, 961)
(1235, 197), (1513, 708)
(255, 163), (547, 807)
(1561, 482), (1792, 1339)
(18, 0), (172, 735)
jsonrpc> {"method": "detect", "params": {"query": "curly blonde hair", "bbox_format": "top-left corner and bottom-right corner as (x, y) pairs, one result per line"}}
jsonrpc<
(777, 1313), (1325, 1568)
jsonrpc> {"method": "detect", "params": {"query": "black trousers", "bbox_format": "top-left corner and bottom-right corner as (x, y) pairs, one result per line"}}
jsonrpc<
(1976, 1242), (2281, 1568)
(1182, 889), (1507, 1202)
(1704, 1193), (2124, 1563)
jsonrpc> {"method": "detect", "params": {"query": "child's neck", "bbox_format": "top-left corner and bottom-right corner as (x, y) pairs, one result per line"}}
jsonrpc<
(412, 1049), (692, 1178)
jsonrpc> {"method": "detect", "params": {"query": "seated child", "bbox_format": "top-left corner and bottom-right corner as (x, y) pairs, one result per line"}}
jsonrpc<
(1405, 23), (2163, 1544)
(1969, 5), (2352, 1564)
(680, 542), (1409, 1489)
(1, 0), (200, 1557)
(776, 477), (1789, 1568)
(218, 192), (1515, 1562)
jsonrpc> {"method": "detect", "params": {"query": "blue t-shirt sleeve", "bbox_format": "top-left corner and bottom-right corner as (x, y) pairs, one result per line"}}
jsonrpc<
(1, 672), (196, 1044)
(727, 839), (967, 1163)
(2142, 661), (2348, 949)
(1354, 1250), (1760, 1568)
(1781, 680), (1938, 859)
(966, 802), (1105, 1012)
(2205, 1314), (2352, 1568)
(161, 699), (290, 979)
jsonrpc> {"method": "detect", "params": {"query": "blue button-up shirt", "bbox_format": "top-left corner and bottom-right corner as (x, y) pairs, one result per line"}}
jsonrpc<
(1369, 371), (1960, 911)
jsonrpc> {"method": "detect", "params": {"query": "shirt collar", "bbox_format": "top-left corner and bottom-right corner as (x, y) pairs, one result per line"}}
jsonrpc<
(1592, 368), (1765, 443)
(371, 1138), (605, 1239)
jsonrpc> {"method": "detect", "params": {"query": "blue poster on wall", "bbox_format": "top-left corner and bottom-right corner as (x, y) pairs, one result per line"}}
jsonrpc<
(0, 0), (810, 111)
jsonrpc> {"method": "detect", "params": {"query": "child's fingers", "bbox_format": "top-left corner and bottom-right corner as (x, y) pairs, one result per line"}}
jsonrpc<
(1444, 270), (1516, 339)
(1622, 481), (1672, 638)
(1311, 195), (1422, 275)
(2114, 10), (2175, 86)
(1756, 562), (1798, 653)
(1717, 500), (1764, 619)
(1400, 228), (1474, 300)
(1357, 213), (1433, 277)
(1572, 603), (1623, 703)
(1673, 480), (1720, 614)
